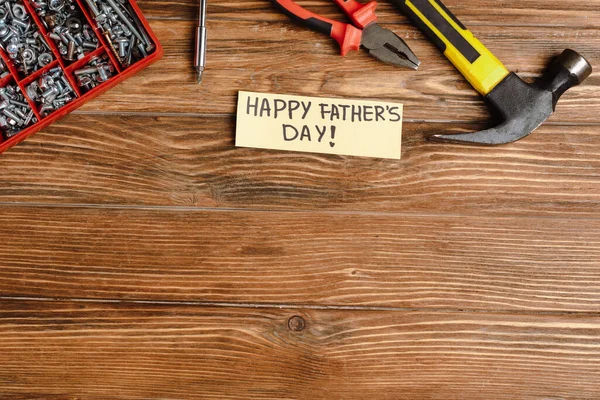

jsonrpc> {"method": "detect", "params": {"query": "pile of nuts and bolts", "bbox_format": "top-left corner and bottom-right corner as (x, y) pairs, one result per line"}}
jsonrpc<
(74, 54), (113, 92)
(0, 58), (10, 78)
(27, 66), (76, 116)
(0, 83), (36, 138)
(32, 0), (98, 62)
(0, 0), (54, 77)
(83, 0), (153, 67)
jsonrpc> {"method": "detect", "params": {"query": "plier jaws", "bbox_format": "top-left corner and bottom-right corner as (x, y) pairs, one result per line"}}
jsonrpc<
(272, 0), (420, 69)
(362, 24), (420, 69)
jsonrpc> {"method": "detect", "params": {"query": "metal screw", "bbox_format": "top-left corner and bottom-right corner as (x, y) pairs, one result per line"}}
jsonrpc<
(84, 0), (153, 67)
(0, 83), (35, 139)
(36, 0), (98, 62)
(74, 55), (114, 93)
(0, 0), (53, 77)
(27, 68), (76, 117)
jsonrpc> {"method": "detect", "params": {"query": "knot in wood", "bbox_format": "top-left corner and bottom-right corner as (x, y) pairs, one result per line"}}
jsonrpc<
(287, 316), (306, 332)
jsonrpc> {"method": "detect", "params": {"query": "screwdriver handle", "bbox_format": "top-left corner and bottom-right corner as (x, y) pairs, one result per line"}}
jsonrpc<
(272, 0), (362, 56)
(390, 0), (509, 95)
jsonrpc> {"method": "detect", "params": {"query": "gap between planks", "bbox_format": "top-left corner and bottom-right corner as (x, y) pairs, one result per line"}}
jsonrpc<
(1, 202), (600, 222)
(2, 296), (600, 317)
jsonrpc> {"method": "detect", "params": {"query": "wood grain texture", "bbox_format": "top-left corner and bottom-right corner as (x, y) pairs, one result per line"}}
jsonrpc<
(1, 300), (600, 399)
(1, 0), (599, 397)
(68, 20), (599, 123)
(2, 115), (600, 215)
(135, 0), (600, 27)
(1, 205), (599, 311)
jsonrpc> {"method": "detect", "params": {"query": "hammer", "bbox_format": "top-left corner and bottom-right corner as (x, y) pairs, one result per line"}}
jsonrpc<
(390, 0), (593, 145)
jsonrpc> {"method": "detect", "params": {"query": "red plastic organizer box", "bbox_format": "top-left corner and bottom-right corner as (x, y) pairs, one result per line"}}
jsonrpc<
(0, 0), (162, 154)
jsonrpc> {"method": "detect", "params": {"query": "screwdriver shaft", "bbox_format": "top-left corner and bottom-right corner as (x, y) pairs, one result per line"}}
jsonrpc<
(194, 0), (207, 83)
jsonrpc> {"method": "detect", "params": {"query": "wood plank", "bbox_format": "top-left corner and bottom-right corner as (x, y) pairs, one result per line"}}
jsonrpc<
(72, 20), (600, 123)
(1, 300), (600, 399)
(135, 0), (600, 28)
(2, 114), (600, 216)
(1, 205), (599, 311)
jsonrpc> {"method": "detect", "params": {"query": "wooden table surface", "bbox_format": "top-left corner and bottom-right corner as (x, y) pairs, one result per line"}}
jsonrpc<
(1, 0), (600, 398)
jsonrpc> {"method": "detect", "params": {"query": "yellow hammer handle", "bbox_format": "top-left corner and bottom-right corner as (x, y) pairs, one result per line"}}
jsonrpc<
(392, 0), (509, 95)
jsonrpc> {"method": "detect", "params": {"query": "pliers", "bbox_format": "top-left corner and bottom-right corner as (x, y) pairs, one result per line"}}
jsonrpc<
(272, 0), (420, 69)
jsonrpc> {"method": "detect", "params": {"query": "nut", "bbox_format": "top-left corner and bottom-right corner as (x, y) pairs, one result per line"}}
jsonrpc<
(0, 0), (53, 77)
(0, 83), (36, 139)
(74, 55), (114, 93)
(27, 68), (76, 117)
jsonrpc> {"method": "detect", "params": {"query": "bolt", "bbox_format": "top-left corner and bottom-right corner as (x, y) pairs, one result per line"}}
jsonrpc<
(0, 1), (53, 78)
(74, 66), (97, 75)
(40, 0), (98, 62)
(56, 28), (69, 45)
(13, 107), (26, 119)
(63, 30), (76, 43)
(105, 0), (144, 45)
(98, 65), (112, 82)
(27, 69), (75, 117)
(82, 40), (96, 49)
(2, 108), (23, 125)
(66, 39), (75, 60)
(137, 41), (147, 58)
(39, 103), (53, 116)
(9, 99), (28, 108)
(82, 0), (99, 16)
(12, 17), (28, 30)
(23, 109), (34, 125)
(74, 56), (114, 92)
(42, 85), (58, 99)
(115, 36), (127, 58)
(2, 28), (14, 41)
(126, 34), (135, 58)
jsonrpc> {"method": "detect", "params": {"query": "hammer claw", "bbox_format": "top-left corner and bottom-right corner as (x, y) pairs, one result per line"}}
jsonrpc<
(431, 126), (530, 146)
(389, 0), (593, 145)
(432, 50), (592, 146)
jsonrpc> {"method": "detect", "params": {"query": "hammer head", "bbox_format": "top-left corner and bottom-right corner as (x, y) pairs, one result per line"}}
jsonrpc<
(434, 50), (593, 145)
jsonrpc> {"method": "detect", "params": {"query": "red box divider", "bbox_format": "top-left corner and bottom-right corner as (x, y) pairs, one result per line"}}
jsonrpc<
(0, 75), (13, 88)
(0, 0), (163, 154)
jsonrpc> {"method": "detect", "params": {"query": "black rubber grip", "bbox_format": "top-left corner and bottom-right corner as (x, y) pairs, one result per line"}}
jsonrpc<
(272, 0), (333, 36)
(431, 0), (467, 30)
(390, 0), (480, 64)
(303, 17), (333, 36)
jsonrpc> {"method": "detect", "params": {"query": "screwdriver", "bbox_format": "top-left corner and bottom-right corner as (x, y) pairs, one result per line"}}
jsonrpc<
(194, 0), (207, 83)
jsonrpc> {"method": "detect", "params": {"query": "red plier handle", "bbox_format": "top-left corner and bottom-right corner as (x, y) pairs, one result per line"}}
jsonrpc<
(272, 0), (378, 56)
